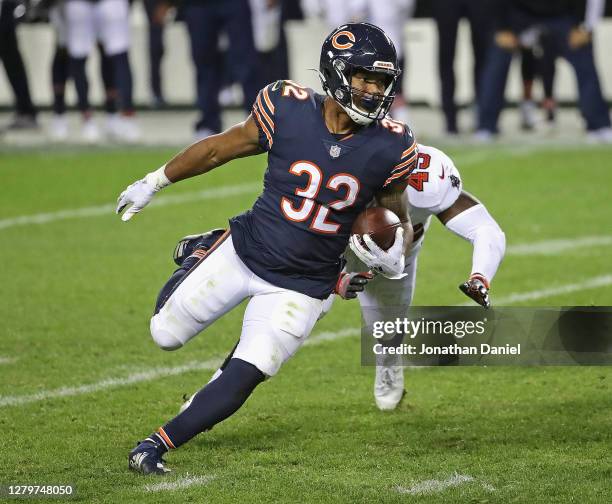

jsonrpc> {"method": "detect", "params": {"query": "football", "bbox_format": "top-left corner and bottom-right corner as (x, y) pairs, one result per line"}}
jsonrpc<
(351, 207), (405, 250)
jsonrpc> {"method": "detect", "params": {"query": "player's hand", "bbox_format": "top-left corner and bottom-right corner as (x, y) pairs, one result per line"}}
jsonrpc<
(335, 271), (374, 299)
(495, 30), (519, 50)
(349, 227), (406, 279)
(568, 27), (591, 49)
(116, 167), (170, 221)
(459, 273), (490, 308)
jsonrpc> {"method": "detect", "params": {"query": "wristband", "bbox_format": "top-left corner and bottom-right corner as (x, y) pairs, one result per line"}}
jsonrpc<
(145, 165), (172, 192)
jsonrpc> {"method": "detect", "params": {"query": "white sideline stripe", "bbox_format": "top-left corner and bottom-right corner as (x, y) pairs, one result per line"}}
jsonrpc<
(144, 475), (215, 492)
(0, 327), (356, 408)
(0, 358), (222, 408)
(507, 235), (612, 255)
(0, 182), (261, 231)
(0, 356), (17, 365)
(396, 473), (476, 495)
(484, 274), (612, 306)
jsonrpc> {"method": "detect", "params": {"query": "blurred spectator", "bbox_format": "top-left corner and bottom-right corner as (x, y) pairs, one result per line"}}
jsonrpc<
(48, 0), (119, 141)
(0, 0), (38, 130)
(182, 0), (259, 139)
(64, 0), (140, 142)
(519, 31), (557, 130)
(519, 0), (605, 130)
(250, 0), (288, 87)
(431, 0), (495, 135)
(143, 0), (170, 107)
(476, 0), (612, 143)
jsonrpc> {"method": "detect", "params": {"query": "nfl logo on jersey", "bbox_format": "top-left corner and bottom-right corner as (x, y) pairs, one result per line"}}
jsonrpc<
(329, 145), (341, 158)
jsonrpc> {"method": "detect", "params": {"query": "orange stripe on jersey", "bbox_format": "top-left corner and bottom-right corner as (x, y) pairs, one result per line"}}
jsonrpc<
(340, 133), (354, 142)
(253, 104), (273, 148)
(392, 153), (417, 172)
(401, 143), (417, 159)
(256, 93), (275, 133)
(158, 427), (176, 449)
(263, 86), (275, 114)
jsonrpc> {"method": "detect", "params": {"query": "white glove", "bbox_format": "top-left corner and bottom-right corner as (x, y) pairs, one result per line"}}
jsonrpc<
(349, 227), (406, 279)
(115, 166), (171, 221)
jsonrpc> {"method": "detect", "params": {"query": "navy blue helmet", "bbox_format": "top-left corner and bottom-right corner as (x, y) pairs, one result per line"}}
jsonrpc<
(319, 22), (401, 125)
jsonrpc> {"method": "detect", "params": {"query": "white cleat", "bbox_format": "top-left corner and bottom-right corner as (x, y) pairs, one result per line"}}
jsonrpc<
(81, 118), (101, 143)
(115, 115), (142, 143)
(374, 364), (405, 411)
(49, 114), (69, 141)
(587, 127), (612, 144)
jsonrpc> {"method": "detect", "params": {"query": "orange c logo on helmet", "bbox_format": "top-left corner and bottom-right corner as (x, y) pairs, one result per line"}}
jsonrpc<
(331, 30), (355, 50)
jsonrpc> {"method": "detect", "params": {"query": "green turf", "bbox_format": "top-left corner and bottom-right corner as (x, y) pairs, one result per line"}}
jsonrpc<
(1, 146), (611, 503)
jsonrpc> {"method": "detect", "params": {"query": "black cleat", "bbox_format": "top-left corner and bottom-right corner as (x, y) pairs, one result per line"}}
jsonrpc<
(128, 440), (171, 475)
(172, 228), (226, 266)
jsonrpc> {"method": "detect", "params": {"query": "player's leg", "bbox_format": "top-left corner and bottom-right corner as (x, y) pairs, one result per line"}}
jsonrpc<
(131, 279), (322, 474)
(150, 232), (250, 351)
(183, 2), (223, 135)
(431, 0), (461, 134)
(65, 0), (97, 140)
(359, 254), (418, 410)
(49, 6), (70, 140)
(556, 21), (611, 135)
(154, 228), (227, 314)
(223, 0), (259, 113)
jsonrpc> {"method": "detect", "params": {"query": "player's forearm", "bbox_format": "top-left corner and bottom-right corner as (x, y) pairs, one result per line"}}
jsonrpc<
(164, 119), (263, 183)
(164, 135), (230, 183)
(445, 205), (506, 283)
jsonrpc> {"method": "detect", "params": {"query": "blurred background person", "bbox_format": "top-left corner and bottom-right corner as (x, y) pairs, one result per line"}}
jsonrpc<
(431, 0), (495, 136)
(182, 0), (259, 139)
(476, 0), (612, 143)
(0, 0), (38, 131)
(64, 0), (140, 142)
(143, 0), (171, 108)
(48, 0), (120, 141)
(519, 30), (557, 130)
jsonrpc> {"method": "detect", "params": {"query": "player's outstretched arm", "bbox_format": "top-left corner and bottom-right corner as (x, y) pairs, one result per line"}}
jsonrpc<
(437, 192), (506, 307)
(116, 115), (263, 221)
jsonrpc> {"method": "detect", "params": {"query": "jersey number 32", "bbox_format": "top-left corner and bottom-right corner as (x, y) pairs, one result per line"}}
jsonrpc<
(281, 161), (360, 234)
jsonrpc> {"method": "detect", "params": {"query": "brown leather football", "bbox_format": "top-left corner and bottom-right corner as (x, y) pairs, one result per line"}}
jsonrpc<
(351, 207), (402, 251)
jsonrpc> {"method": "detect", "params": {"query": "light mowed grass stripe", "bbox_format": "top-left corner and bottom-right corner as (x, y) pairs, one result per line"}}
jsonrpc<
(0, 182), (261, 230)
(396, 473), (476, 495)
(0, 327), (357, 408)
(144, 475), (215, 492)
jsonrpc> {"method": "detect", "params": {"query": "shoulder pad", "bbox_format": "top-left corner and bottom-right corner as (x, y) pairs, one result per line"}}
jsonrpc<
(406, 144), (462, 213)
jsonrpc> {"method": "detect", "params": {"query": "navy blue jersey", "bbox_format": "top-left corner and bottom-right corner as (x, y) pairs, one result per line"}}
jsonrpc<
(229, 80), (417, 299)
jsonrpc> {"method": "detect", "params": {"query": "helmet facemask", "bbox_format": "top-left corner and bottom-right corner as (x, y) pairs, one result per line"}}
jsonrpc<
(320, 58), (401, 126)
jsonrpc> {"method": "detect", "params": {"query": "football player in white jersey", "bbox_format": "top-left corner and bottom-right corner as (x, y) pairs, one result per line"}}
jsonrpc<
(348, 143), (506, 410)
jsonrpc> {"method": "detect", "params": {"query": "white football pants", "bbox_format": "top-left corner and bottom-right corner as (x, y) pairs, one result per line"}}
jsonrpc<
(150, 232), (324, 377)
(64, 0), (131, 58)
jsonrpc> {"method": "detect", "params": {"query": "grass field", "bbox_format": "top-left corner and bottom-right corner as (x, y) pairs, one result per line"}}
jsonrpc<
(1, 145), (611, 503)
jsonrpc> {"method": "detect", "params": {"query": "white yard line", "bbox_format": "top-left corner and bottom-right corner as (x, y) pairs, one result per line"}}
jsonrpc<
(0, 182), (261, 231)
(0, 327), (357, 408)
(0, 358), (222, 408)
(507, 235), (612, 255)
(144, 475), (215, 492)
(396, 473), (476, 495)
(0, 356), (17, 365)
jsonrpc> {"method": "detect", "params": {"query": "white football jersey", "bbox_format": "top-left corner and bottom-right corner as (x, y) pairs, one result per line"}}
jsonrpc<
(405, 144), (463, 249)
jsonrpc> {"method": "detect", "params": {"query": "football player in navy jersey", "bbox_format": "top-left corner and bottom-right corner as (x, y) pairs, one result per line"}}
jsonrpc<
(117, 22), (418, 475)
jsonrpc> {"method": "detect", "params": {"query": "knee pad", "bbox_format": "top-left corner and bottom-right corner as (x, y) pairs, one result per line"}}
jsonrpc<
(150, 313), (185, 351)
